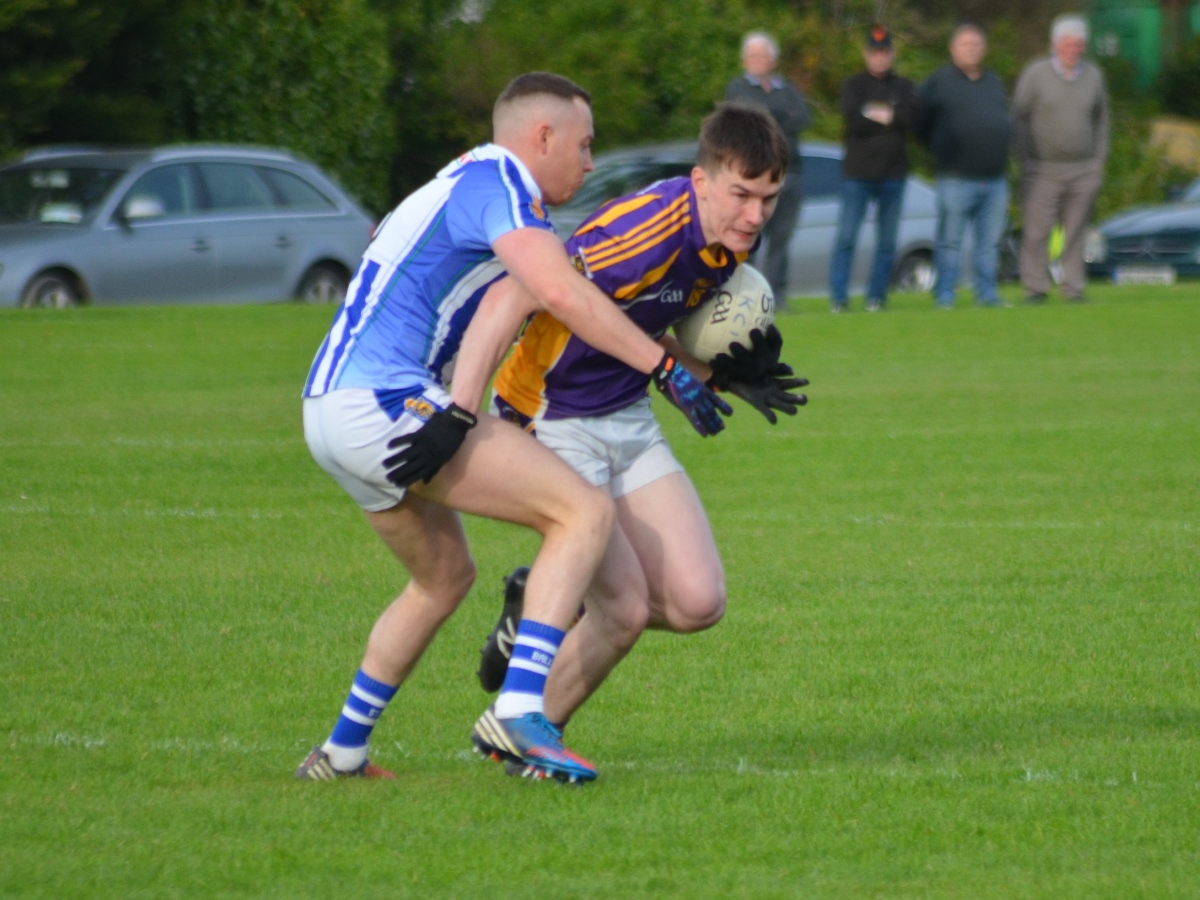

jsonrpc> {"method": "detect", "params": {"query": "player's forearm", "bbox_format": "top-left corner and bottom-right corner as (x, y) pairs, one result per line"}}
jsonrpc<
(493, 227), (665, 375)
(541, 278), (665, 374)
(659, 334), (712, 384)
(449, 278), (534, 414)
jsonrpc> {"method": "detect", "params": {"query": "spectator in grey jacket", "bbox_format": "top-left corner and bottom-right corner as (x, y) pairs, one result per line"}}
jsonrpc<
(1012, 14), (1109, 303)
(916, 22), (1012, 308)
(726, 31), (811, 310)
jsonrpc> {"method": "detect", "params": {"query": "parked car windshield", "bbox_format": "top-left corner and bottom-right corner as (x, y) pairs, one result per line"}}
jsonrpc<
(560, 159), (693, 213)
(0, 166), (126, 224)
(1180, 178), (1200, 203)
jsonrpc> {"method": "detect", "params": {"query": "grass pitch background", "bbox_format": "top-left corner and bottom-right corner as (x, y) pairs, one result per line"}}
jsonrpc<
(1, 286), (1197, 896)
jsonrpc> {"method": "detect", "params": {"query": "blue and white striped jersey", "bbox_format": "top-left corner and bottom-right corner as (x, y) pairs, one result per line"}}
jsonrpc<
(303, 144), (555, 397)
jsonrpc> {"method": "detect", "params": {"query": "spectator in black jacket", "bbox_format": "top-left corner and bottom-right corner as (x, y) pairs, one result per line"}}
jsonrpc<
(916, 22), (1012, 308)
(829, 26), (918, 312)
(725, 31), (812, 310)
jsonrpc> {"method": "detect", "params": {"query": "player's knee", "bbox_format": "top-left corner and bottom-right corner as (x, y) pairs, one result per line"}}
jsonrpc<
(669, 575), (726, 633)
(449, 557), (478, 603)
(574, 482), (616, 542)
(608, 594), (651, 648)
(419, 556), (477, 621)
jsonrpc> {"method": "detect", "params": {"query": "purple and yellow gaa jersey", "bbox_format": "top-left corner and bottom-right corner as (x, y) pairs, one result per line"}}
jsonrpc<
(494, 176), (749, 420)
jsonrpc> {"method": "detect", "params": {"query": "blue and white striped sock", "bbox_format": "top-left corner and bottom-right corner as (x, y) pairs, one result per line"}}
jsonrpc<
(321, 669), (397, 771)
(492, 619), (565, 719)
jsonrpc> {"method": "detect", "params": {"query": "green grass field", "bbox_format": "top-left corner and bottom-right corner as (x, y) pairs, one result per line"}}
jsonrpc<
(2, 284), (1198, 897)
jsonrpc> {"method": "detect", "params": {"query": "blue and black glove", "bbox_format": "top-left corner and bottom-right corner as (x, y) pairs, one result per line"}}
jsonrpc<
(651, 353), (733, 437)
(383, 402), (477, 487)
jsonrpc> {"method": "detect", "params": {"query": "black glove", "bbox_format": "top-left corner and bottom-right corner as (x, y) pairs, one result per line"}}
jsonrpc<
(707, 325), (792, 390)
(383, 403), (477, 487)
(725, 375), (809, 425)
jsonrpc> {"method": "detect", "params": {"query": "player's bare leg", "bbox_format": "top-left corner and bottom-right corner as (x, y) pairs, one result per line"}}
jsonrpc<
(295, 497), (475, 780)
(543, 471), (724, 726)
(360, 496), (477, 686)
(416, 414), (615, 633)
(542, 524), (650, 725)
(300, 415), (613, 781)
(419, 415), (613, 781)
(617, 471), (725, 633)
(357, 415), (614, 683)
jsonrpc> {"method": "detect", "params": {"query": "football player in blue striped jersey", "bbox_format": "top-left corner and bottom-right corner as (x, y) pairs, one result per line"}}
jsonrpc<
(295, 73), (730, 784)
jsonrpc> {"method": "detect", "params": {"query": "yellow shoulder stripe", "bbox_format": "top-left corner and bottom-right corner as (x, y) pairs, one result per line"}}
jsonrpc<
(614, 249), (682, 300)
(588, 216), (688, 274)
(573, 193), (661, 236)
(579, 193), (691, 262)
(585, 202), (690, 269)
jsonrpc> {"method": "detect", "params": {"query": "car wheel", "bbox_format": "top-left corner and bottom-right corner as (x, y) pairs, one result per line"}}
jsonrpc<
(20, 272), (83, 309)
(891, 252), (935, 294)
(296, 264), (348, 304)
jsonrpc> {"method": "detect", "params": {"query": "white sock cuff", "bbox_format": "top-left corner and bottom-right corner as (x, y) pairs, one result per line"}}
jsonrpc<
(492, 691), (544, 719)
(321, 739), (369, 772)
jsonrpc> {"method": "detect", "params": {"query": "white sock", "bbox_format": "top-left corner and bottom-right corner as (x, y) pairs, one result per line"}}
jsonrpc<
(321, 740), (369, 772)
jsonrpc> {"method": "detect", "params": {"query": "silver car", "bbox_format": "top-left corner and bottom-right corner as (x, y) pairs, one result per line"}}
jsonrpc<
(0, 145), (374, 307)
(550, 140), (937, 299)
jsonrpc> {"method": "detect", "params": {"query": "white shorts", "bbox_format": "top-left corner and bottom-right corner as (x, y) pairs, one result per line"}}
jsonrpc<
(303, 386), (452, 512)
(490, 395), (683, 498)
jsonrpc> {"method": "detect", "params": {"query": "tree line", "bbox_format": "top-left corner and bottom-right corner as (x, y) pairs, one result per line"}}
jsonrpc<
(1, 0), (1192, 217)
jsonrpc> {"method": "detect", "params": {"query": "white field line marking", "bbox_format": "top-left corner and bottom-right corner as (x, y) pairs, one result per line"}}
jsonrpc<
(9, 731), (1153, 786)
(1, 505), (355, 521)
(728, 512), (1195, 533)
(9, 731), (268, 754)
(1, 503), (1192, 532)
(0, 437), (296, 449)
(755, 418), (1197, 441)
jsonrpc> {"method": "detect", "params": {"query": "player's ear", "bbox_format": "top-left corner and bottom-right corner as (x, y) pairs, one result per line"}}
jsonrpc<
(691, 165), (708, 199)
(536, 123), (554, 156)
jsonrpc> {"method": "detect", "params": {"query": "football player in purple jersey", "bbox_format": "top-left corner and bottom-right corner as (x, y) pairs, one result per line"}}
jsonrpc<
(460, 103), (807, 745)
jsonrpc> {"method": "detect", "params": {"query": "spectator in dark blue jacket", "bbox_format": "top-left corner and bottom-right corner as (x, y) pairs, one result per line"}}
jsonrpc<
(916, 22), (1012, 308)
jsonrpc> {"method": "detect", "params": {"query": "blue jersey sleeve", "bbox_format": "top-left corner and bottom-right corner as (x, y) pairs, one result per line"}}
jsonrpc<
(445, 158), (555, 251)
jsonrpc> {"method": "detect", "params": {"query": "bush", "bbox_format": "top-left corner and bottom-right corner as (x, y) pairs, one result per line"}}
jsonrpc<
(1097, 57), (1190, 218)
(163, 0), (394, 212)
(1157, 35), (1200, 120)
(432, 0), (760, 152)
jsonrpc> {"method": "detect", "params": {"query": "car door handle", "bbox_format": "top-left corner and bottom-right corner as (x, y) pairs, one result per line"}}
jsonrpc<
(275, 236), (292, 249)
(192, 238), (210, 253)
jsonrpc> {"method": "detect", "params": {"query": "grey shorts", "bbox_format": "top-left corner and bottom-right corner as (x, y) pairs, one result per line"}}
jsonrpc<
(489, 395), (683, 498)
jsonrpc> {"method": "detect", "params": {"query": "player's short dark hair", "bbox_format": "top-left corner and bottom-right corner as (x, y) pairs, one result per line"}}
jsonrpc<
(495, 72), (592, 110)
(696, 103), (789, 181)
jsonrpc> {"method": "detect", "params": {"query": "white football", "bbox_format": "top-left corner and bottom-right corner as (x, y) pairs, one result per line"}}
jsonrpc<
(674, 264), (775, 363)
